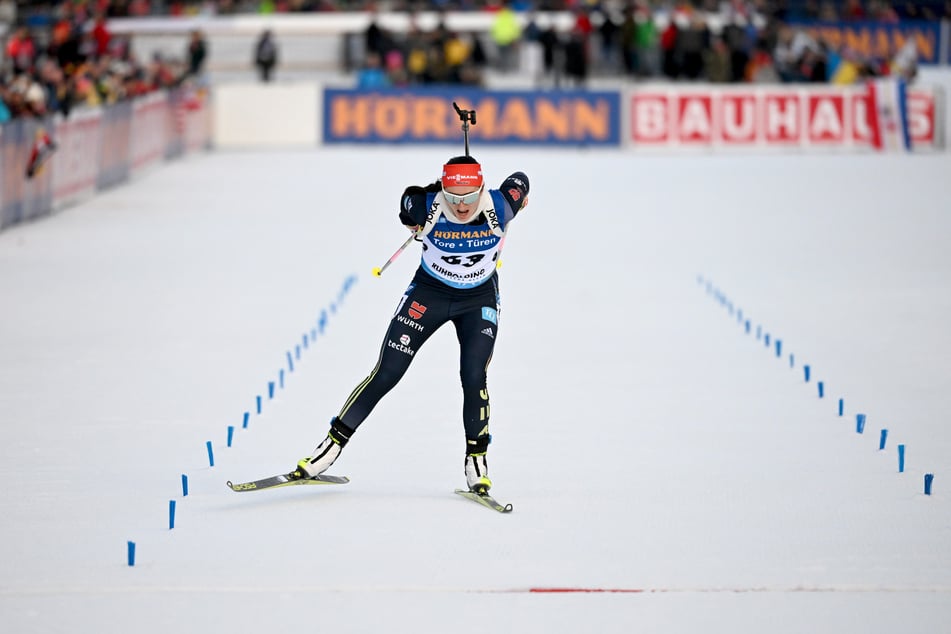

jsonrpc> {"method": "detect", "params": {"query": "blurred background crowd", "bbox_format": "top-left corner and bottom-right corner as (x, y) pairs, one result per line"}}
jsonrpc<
(2, 0), (950, 122)
(1, 0), (207, 121)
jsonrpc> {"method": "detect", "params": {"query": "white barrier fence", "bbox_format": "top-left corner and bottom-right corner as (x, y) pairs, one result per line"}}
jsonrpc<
(0, 87), (213, 230)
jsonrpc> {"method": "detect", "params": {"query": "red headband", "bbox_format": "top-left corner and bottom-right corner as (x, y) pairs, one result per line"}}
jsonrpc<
(441, 163), (483, 188)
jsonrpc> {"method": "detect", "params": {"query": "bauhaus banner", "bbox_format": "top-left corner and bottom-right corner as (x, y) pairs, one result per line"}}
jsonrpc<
(627, 84), (941, 152)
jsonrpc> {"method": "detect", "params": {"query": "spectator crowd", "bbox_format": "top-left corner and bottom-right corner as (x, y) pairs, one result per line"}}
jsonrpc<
(2, 0), (950, 123)
(1, 0), (207, 123)
(355, 0), (941, 89)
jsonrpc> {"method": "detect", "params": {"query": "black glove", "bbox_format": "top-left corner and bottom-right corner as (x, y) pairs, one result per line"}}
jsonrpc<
(399, 182), (443, 226)
(399, 185), (428, 227)
(499, 172), (529, 213)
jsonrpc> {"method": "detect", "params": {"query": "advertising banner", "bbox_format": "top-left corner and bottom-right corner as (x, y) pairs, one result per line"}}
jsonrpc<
(0, 118), (55, 230)
(131, 93), (168, 173)
(628, 84), (940, 151)
(52, 108), (102, 208)
(323, 89), (621, 146)
(166, 86), (211, 158)
(22, 120), (55, 219)
(182, 87), (213, 153)
(97, 101), (133, 190)
(866, 77), (911, 151)
(2, 88), (213, 233)
(0, 119), (27, 230)
(790, 20), (942, 65)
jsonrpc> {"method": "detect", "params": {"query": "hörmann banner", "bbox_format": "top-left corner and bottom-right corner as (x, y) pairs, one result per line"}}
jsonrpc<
(789, 20), (943, 65)
(322, 89), (621, 146)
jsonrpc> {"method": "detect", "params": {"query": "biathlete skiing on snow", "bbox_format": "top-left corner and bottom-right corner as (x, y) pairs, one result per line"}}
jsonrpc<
(292, 103), (529, 497)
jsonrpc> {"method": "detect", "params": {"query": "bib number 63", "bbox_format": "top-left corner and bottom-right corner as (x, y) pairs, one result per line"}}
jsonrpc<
(441, 254), (485, 268)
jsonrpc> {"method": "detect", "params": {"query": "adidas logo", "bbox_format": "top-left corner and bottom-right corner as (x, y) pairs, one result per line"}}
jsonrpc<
(481, 327), (494, 338)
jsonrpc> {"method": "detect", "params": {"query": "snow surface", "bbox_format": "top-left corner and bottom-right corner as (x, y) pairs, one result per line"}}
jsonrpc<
(1, 148), (950, 633)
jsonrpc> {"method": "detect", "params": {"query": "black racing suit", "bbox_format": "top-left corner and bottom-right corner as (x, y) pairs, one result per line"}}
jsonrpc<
(334, 171), (529, 451)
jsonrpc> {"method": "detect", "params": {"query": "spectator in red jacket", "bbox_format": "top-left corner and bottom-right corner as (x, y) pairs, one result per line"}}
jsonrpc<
(842, 0), (867, 20)
(6, 26), (37, 74)
(92, 14), (112, 59)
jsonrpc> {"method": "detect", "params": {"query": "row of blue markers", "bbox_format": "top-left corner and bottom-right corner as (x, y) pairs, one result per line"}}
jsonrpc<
(127, 275), (358, 567)
(698, 276), (935, 497)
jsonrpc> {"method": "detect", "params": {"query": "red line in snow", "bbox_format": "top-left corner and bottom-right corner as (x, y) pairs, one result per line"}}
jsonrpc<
(529, 588), (646, 594)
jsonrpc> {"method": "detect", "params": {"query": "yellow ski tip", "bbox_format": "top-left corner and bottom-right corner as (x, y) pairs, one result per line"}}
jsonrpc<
(372, 267), (382, 277)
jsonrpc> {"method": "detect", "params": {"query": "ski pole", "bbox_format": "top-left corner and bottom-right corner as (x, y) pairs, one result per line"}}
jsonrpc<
(452, 102), (476, 156)
(372, 231), (420, 277)
(374, 103), (475, 279)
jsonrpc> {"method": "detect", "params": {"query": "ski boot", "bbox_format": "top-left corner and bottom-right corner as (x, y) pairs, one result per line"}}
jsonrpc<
(293, 417), (352, 479)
